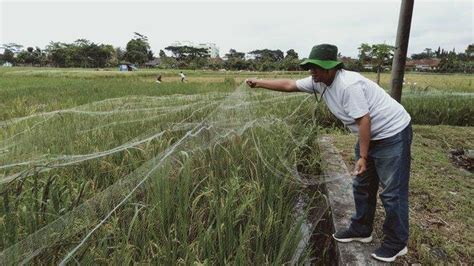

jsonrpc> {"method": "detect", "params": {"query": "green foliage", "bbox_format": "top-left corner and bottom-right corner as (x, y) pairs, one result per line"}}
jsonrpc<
(164, 46), (210, 69)
(280, 49), (301, 71)
(1, 49), (15, 64)
(223, 76), (236, 87)
(410, 44), (474, 73)
(357, 43), (372, 63)
(249, 49), (284, 62)
(311, 94), (473, 127)
(165, 46), (209, 60)
(357, 43), (394, 83)
(15, 47), (46, 66)
(403, 95), (474, 126)
(224, 49), (247, 70)
(125, 33), (152, 65)
(1, 43), (23, 54)
(45, 40), (116, 68)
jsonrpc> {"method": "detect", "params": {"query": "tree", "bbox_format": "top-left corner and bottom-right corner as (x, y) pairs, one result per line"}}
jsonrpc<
(164, 45), (210, 68)
(357, 43), (372, 64)
(371, 44), (394, 84)
(423, 48), (433, 58)
(159, 50), (166, 58)
(35, 47), (47, 66)
(208, 57), (224, 70)
(411, 52), (430, 60)
(357, 43), (394, 84)
(344, 59), (363, 72)
(44, 39), (115, 68)
(466, 44), (474, 60)
(249, 49), (284, 62)
(225, 49), (245, 60)
(248, 49), (284, 71)
(165, 46), (209, 61)
(281, 49), (300, 71)
(285, 49), (298, 59)
(125, 32), (152, 65)
(157, 49), (176, 68)
(435, 46), (441, 58)
(1, 43), (23, 54)
(17, 47), (36, 65)
(45, 42), (69, 67)
(147, 50), (154, 61)
(1, 43), (24, 64)
(73, 39), (93, 67)
(2, 49), (15, 64)
(94, 44), (115, 67)
(224, 49), (246, 70)
(115, 47), (126, 62)
(16, 50), (34, 65)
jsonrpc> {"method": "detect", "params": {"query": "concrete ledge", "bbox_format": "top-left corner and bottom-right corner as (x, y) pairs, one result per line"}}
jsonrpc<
(318, 135), (387, 265)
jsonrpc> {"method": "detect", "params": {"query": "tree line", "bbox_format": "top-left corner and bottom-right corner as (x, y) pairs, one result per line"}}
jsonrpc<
(410, 46), (474, 73)
(1, 34), (472, 73)
(0, 33), (153, 68)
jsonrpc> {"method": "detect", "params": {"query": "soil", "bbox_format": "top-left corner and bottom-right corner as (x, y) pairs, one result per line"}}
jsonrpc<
(448, 148), (474, 172)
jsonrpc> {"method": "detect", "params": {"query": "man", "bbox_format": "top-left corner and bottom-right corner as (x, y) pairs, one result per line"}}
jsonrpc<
(180, 71), (186, 83)
(246, 44), (412, 263)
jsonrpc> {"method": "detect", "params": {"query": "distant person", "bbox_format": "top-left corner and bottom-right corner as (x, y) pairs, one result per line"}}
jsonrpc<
(156, 74), (162, 84)
(180, 71), (186, 83)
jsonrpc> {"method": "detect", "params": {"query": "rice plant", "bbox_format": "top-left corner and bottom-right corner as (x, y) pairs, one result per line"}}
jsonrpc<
(0, 70), (327, 264)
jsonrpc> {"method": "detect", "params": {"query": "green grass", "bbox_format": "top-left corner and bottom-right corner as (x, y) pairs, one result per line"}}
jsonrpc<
(403, 95), (474, 126)
(364, 72), (474, 93)
(309, 93), (474, 127)
(0, 73), (234, 121)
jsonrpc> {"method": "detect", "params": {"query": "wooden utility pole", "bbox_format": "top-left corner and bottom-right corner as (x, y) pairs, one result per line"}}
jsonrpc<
(390, 0), (414, 103)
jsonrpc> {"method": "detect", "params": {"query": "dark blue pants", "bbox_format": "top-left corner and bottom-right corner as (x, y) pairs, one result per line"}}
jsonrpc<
(351, 124), (412, 250)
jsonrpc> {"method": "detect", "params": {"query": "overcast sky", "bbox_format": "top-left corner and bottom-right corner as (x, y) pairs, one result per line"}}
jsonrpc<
(1, 0), (472, 58)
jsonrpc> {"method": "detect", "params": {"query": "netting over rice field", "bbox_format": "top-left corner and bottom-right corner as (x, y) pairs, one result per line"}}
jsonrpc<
(0, 83), (334, 264)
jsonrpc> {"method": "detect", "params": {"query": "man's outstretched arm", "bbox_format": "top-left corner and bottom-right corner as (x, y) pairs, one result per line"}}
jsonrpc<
(246, 78), (299, 92)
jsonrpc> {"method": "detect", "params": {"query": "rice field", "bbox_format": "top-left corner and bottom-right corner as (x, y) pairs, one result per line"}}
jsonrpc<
(0, 68), (472, 264)
(0, 68), (331, 264)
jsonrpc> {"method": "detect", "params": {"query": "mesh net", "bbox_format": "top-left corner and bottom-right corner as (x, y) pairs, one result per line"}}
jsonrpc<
(1, 83), (334, 264)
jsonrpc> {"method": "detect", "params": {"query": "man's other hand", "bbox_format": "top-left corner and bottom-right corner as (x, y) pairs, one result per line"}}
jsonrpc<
(353, 158), (367, 176)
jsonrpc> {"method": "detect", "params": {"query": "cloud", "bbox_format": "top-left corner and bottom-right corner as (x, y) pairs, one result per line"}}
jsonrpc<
(1, 1), (472, 58)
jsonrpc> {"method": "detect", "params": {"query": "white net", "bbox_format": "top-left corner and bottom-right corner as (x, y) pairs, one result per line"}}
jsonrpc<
(1, 83), (333, 264)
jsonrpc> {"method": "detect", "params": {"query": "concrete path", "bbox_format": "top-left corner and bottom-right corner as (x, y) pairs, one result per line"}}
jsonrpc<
(318, 136), (388, 265)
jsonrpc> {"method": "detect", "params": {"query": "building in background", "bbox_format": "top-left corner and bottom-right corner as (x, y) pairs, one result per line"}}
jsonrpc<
(405, 58), (441, 71)
(170, 41), (220, 58)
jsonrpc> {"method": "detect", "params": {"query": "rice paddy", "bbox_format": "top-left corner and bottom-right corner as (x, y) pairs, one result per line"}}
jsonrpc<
(0, 69), (330, 264)
(0, 68), (472, 264)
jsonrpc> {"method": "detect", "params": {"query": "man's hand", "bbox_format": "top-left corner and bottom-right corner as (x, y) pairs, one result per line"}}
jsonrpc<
(354, 113), (370, 176)
(353, 158), (367, 176)
(245, 78), (258, 88)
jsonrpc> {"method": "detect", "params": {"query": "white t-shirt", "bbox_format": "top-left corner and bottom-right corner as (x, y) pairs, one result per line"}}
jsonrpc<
(296, 69), (411, 140)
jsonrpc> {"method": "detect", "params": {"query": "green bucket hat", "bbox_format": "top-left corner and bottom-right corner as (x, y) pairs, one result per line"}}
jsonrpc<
(300, 44), (343, 70)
